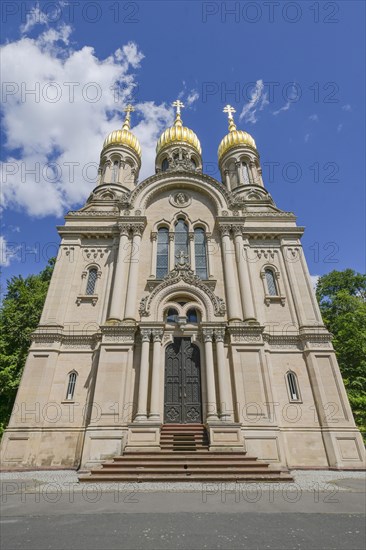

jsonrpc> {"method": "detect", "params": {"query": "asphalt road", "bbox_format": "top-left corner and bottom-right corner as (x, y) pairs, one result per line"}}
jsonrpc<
(1, 488), (365, 549)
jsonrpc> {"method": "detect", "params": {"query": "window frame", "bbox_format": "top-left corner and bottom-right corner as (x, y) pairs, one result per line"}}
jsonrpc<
(65, 371), (77, 401)
(286, 371), (302, 403)
(194, 227), (208, 280)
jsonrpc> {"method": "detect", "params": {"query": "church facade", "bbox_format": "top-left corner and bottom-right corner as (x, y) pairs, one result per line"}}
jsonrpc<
(1, 102), (364, 471)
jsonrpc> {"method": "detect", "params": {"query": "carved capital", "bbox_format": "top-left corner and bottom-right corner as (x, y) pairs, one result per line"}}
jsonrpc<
(202, 329), (214, 343)
(151, 232), (158, 242)
(232, 225), (243, 237)
(219, 225), (231, 238)
(152, 329), (164, 343)
(140, 329), (151, 342)
(118, 223), (130, 236)
(188, 232), (194, 241)
(131, 223), (144, 237)
(215, 328), (225, 342)
(168, 232), (175, 242)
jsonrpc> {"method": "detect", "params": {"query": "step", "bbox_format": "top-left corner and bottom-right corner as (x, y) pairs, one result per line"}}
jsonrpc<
(79, 473), (293, 482)
(101, 460), (263, 468)
(115, 453), (252, 460)
(88, 468), (275, 476)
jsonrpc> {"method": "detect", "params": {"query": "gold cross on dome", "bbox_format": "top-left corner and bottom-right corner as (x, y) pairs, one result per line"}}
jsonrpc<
(223, 104), (236, 121)
(172, 99), (185, 115)
(124, 104), (135, 114)
(122, 104), (135, 130)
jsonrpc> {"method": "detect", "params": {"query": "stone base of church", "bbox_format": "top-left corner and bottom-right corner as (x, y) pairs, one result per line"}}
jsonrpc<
(207, 422), (244, 452)
(80, 427), (127, 469)
(243, 427), (365, 470)
(123, 423), (161, 453)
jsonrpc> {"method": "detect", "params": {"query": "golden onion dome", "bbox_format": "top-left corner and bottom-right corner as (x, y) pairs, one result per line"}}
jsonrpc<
(102, 105), (141, 158)
(218, 105), (257, 161)
(156, 100), (201, 156)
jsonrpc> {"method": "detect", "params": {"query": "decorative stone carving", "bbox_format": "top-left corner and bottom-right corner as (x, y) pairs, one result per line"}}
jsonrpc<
(214, 328), (226, 342)
(170, 192), (192, 208)
(139, 263), (226, 317)
(152, 329), (164, 343)
(202, 328), (214, 342)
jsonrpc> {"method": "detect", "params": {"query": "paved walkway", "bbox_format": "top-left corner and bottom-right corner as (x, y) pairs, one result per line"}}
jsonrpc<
(1, 470), (365, 549)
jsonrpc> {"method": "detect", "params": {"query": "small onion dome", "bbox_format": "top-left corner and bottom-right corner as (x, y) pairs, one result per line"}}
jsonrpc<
(102, 105), (141, 158)
(156, 100), (201, 156)
(218, 105), (257, 161)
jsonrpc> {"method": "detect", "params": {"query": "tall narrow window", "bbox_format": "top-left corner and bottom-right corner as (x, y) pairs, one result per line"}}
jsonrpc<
(156, 227), (169, 278)
(86, 268), (98, 295)
(242, 162), (250, 184)
(265, 268), (277, 296)
(66, 372), (77, 400)
(287, 372), (300, 401)
(175, 219), (188, 263)
(112, 160), (119, 183)
(194, 228), (208, 279)
(162, 158), (169, 172)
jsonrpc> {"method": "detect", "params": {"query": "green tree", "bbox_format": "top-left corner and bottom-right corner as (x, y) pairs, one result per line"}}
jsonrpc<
(316, 269), (366, 438)
(0, 259), (55, 436)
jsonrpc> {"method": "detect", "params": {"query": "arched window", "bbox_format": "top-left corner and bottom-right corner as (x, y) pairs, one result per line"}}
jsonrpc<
(187, 308), (198, 323)
(242, 162), (250, 184)
(112, 160), (119, 183)
(156, 228), (169, 279)
(66, 372), (77, 400)
(191, 158), (197, 169)
(86, 268), (98, 295)
(175, 219), (188, 263)
(265, 268), (278, 296)
(287, 371), (300, 401)
(166, 308), (178, 324)
(162, 158), (169, 172)
(194, 228), (208, 279)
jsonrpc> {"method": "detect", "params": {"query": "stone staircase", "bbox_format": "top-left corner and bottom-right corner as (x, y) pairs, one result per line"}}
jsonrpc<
(79, 424), (293, 483)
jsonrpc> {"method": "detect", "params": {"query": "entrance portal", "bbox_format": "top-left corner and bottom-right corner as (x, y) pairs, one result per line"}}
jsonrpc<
(164, 338), (202, 424)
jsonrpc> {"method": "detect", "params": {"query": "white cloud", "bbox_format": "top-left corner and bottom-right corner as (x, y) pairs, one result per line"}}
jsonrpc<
(0, 236), (20, 267)
(337, 123), (343, 133)
(186, 90), (199, 106)
(304, 133), (310, 143)
(342, 104), (351, 111)
(1, 25), (171, 217)
(134, 102), (174, 180)
(273, 100), (291, 116)
(20, 3), (49, 34)
(309, 114), (319, 122)
(310, 275), (320, 290)
(239, 80), (269, 124)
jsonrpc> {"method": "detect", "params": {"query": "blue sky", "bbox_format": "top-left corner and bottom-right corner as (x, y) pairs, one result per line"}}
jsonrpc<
(1, 0), (365, 290)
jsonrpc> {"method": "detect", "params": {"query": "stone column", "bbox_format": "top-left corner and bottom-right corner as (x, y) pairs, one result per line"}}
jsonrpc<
(257, 165), (264, 187)
(124, 223), (144, 320)
(150, 232), (157, 278)
(108, 223), (130, 322)
(203, 329), (218, 421)
(206, 232), (213, 278)
(236, 161), (244, 185)
(135, 329), (151, 421)
(215, 328), (233, 421)
(224, 169), (231, 191)
(249, 160), (257, 184)
(219, 226), (242, 321)
(168, 232), (175, 271)
(233, 227), (256, 321)
(149, 329), (164, 421)
(189, 232), (195, 272)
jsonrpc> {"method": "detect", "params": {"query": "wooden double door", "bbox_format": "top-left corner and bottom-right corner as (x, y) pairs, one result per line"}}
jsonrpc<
(164, 338), (202, 424)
